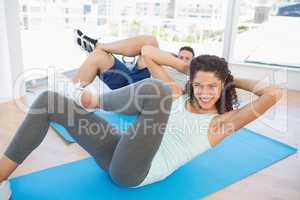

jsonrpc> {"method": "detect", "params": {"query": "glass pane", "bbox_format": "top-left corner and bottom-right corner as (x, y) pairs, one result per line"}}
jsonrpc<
(19, 0), (228, 81)
(233, 0), (300, 68)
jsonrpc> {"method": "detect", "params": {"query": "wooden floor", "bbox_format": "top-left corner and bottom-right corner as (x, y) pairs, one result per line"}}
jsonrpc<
(0, 89), (299, 200)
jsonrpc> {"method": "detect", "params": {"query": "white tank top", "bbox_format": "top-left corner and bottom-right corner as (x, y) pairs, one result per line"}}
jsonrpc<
(137, 95), (216, 187)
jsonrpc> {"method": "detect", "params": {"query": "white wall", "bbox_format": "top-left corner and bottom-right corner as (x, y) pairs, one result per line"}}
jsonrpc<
(0, 0), (25, 103)
(230, 63), (300, 91)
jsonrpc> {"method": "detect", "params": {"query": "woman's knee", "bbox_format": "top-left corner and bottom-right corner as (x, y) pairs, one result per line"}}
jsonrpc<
(139, 78), (172, 97)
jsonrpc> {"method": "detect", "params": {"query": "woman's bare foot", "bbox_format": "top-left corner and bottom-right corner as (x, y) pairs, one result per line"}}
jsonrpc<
(0, 156), (17, 199)
(0, 156), (18, 182)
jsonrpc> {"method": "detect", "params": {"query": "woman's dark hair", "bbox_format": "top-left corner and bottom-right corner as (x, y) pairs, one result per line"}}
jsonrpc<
(184, 55), (239, 114)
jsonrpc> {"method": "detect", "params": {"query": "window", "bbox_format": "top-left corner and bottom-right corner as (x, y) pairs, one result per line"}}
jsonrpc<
(22, 5), (27, 12)
(18, 0), (227, 80)
(18, 0), (90, 80)
(23, 16), (29, 30)
(277, 3), (300, 17)
(83, 4), (91, 15)
(231, 0), (300, 68)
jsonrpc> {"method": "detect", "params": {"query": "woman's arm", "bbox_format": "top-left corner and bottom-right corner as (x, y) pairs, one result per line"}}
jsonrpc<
(234, 78), (278, 96)
(208, 78), (283, 146)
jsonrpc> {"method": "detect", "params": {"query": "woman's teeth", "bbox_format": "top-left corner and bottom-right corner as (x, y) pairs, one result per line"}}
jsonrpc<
(200, 98), (211, 103)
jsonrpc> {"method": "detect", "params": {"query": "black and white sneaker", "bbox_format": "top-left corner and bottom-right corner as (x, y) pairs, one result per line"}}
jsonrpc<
(0, 180), (11, 200)
(74, 29), (98, 53)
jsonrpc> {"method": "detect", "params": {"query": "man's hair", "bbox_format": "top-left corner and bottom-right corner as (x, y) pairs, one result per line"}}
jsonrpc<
(179, 46), (195, 56)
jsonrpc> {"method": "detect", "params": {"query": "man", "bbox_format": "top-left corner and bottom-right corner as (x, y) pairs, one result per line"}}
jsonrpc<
(74, 29), (194, 90)
(164, 46), (194, 88)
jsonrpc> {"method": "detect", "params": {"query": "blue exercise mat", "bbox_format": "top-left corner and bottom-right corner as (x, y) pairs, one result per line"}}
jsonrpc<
(50, 110), (137, 143)
(9, 127), (297, 200)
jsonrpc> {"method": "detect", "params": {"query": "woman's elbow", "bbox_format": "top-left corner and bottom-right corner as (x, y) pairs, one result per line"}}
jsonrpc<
(267, 86), (283, 104)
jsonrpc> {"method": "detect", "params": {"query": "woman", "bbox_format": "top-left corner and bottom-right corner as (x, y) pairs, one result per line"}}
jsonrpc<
(0, 40), (282, 199)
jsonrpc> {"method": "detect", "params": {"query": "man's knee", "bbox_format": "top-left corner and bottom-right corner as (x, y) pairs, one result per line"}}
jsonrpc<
(92, 48), (108, 60)
(91, 48), (114, 70)
(140, 35), (158, 47)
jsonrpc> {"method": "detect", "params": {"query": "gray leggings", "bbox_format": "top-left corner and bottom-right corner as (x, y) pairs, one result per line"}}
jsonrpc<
(4, 78), (172, 187)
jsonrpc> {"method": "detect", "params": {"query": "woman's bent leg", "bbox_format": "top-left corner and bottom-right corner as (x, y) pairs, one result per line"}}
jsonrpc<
(98, 79), (173, 187)
(2, 78), (172, 187)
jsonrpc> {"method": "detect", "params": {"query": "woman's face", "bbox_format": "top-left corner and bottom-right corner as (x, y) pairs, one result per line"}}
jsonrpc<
(191, 71), (223, 111)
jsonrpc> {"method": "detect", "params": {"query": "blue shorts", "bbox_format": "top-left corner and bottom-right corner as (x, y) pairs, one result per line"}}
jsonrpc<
(97, 56), (151, 90)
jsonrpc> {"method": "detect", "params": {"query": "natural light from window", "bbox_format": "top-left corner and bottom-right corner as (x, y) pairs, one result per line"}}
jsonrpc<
(232, 0), (300, 68)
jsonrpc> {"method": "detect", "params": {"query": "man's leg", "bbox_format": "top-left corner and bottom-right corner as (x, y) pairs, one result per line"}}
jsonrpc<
(72, 48), (115, 86)
(135, 56), (147, 70)
(97, 35), (158, 58)
(128, 56), (151, 84)
(94, 35), (158, 72)
(72, 35), (159, 87)
(74, 30), (158, 59)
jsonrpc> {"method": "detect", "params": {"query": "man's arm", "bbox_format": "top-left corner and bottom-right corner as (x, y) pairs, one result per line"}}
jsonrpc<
(141, 45), (188, 74)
